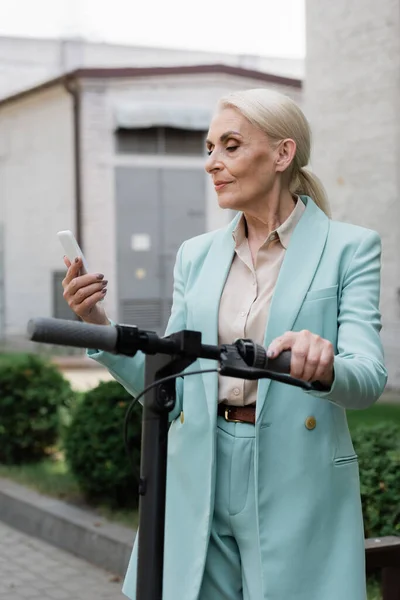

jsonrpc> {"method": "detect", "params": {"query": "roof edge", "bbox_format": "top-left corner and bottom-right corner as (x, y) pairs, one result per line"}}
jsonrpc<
(0, 63), (302, 109)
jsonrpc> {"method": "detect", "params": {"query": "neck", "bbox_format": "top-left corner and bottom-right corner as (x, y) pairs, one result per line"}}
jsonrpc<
(243, 189), (296, 245)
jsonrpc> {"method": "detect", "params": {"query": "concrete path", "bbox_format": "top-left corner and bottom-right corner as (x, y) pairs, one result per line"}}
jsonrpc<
(0, 522), (126, 600)
(61, 367), (113, 392)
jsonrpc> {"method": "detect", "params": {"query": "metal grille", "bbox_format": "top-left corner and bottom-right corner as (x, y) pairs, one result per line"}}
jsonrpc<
(164, 127), (205, 155)
(116, 128), (158, 154)
(121, 299), (163, 330)
(115, 127), (205, 156)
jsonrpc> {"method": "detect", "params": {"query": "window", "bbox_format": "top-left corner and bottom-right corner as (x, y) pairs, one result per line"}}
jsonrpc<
(115, 127), (205, 156)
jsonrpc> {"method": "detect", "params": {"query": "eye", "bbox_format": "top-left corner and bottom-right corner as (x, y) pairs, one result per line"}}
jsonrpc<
(207, 149), (213, 156)
(226, 145), (239, 153)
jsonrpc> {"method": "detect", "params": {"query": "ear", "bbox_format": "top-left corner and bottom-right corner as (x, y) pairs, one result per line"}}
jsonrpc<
(275, 139), (297, 173)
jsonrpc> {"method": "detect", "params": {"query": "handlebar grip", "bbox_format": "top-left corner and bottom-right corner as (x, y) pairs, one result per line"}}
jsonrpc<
(27, 318), (117, 352)
(266, 349), (292, 374)
(267, 348), (329, 392)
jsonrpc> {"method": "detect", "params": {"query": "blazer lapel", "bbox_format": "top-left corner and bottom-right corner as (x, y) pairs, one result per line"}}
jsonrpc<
(193, 215), (240, 422)
(256, 196), (330, 419)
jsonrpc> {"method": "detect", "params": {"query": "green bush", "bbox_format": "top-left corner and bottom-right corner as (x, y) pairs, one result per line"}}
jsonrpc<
(0, 353), (74, 464)
(353, 422), (400, 538)
(64, 380), (142, 508)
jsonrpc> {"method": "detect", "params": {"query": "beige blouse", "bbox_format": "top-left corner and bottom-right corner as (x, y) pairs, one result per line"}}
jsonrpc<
(218, 198), (305, 406)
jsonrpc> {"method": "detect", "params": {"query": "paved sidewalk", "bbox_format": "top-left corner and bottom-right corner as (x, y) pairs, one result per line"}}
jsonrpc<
(0, 522), (126, 600)
(61, 367), (113, 391)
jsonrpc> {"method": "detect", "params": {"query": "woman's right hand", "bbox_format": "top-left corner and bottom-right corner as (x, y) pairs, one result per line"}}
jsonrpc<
(62, 257), (111, 326)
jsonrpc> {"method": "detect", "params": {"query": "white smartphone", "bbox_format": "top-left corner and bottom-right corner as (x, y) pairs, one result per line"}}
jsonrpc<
(57, 230), (89, 275)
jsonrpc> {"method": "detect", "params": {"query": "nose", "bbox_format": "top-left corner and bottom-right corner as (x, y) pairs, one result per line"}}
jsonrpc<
(205, 151), (223, 174)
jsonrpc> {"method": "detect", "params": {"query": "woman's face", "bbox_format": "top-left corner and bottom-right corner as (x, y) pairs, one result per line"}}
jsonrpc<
(205, 107), (284, 212)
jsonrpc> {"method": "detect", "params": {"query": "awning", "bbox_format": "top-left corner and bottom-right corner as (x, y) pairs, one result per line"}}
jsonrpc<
(114, 102), (211, 131)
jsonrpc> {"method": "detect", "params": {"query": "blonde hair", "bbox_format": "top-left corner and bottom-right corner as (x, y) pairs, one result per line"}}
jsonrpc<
(217, 88), (331, 217)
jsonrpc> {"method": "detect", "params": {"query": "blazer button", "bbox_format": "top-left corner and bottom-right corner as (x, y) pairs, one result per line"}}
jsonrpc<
(305, 416), (317, 430)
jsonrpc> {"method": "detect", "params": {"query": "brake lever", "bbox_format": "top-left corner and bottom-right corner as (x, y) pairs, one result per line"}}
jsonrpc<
(219, 344), (329, 392)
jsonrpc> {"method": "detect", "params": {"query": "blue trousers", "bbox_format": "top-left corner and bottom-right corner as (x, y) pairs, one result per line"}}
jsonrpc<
(198, 416), (263, 600)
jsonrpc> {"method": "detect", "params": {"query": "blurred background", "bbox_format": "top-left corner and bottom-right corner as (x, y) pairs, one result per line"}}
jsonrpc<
(0, 4), (399, 600)
(0, 0), (398, 388)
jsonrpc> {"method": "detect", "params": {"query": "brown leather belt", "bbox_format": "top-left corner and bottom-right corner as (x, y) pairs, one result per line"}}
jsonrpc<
(217, 403), (256, 425)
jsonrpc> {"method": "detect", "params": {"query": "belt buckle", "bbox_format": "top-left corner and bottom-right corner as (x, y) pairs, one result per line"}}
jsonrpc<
(224, 407), (241, 423)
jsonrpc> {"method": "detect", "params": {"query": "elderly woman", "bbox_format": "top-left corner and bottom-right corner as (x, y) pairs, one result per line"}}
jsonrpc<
(63, 89), (387, 600)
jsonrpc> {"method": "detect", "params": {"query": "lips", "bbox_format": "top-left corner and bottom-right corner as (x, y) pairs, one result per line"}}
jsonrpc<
(214, 181), (232, 191)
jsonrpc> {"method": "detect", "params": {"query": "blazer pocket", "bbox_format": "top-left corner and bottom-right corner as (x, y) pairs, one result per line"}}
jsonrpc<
(333, 454), (358, 467)
(305, 284), (339, 302)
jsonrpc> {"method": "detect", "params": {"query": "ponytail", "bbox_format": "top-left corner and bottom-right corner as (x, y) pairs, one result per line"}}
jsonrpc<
(291, 167), (331, 218)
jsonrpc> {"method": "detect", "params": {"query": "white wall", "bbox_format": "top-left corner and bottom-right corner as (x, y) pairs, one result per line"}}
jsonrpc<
(0, 85), (74, 338)
(305, 0), (400, 386)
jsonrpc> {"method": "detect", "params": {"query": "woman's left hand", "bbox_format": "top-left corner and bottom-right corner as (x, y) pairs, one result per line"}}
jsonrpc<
(267, 330), (335, 387)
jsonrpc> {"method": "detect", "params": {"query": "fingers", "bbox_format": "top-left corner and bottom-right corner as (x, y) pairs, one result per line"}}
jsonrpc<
(64, 273), (105, 300)
(62, 255), (108, 320)
(71, 288), (108, 315)
(313, 343), (334, 385)
(64, 278), (107, 307)
(295, 336), (319, 381)
(62, 257), (82, 286)
(267, 330), (334, 384)
(63, 257), (104, 286)
(62, 258), (104, 292)
(60, 257), (110, 324)
(273, 331), (314, 380)
(267, 332), (308, 378)
(292, 333), (334, 383)
(267, 332), (296, 359)
(291, 336), (312, 380)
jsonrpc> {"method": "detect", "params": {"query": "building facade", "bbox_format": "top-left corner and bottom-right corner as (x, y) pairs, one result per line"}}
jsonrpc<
(0, 65), (301, 347)
(305, 0), (400, 387)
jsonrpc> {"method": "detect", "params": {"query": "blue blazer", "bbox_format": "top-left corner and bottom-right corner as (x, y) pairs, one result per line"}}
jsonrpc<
(89, 195), (387, 600)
